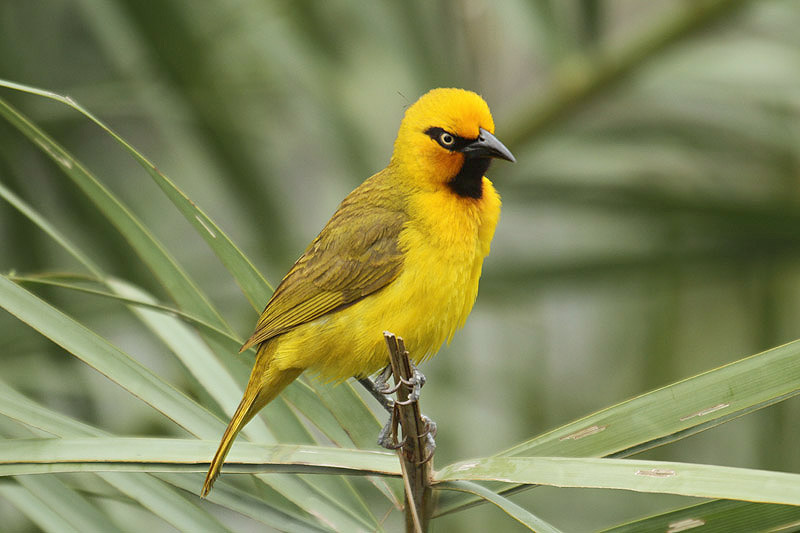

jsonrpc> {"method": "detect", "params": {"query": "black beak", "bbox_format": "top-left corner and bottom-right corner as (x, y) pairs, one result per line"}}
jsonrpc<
(460, 127), (516, 163)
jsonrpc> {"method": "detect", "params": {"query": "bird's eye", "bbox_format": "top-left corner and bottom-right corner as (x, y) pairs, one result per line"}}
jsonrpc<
(439, 132), (455, 146)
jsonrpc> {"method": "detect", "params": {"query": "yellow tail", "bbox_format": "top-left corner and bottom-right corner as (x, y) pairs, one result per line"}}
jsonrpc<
(201, 344), (302, 497)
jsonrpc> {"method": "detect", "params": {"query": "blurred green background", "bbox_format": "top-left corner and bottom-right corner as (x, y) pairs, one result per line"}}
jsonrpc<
(1, 0), (799, 530)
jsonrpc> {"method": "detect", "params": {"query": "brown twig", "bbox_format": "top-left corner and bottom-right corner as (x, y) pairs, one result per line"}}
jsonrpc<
(383, 331), (435, 533)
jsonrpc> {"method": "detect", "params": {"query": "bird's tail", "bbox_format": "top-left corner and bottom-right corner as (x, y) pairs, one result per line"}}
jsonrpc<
(201, 344), (302, 497)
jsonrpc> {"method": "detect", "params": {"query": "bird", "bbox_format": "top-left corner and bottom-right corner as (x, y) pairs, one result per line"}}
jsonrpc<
(202, 87), (515, 497)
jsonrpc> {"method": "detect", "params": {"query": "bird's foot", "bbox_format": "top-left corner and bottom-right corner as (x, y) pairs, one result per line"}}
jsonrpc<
(374, 361), (435, 455)
(418, 414), (437, 463)
(373, 364), (393, 394)
(392, 360), (426, 405)
(358, 364), (395, 413)
(377, 405), (403, 450)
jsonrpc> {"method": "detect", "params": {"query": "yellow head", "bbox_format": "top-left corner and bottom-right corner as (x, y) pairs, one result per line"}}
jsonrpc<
(391, 88), (515, 198)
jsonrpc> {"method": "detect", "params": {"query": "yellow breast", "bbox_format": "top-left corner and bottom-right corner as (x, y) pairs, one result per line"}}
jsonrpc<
(394, 177), (501, 354)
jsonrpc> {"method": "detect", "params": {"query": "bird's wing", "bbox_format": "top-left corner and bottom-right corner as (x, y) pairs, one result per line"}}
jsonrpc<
(240, 182), (407, 351)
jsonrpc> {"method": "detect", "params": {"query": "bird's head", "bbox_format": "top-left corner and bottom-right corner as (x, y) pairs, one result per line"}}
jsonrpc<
(391, 88), (515, 198)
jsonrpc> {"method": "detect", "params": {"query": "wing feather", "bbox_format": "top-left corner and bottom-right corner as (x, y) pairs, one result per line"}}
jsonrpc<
(241, 173), (407, 352)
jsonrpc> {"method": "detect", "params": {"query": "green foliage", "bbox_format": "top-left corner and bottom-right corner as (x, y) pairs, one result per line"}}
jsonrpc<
(2, 1), (800, 531)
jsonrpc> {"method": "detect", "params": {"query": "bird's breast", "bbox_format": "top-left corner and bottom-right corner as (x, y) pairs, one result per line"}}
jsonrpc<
(392, 177), (501, 354)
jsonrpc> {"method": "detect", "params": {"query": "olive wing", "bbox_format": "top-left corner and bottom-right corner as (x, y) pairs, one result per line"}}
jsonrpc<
(240, 197), (407, 352)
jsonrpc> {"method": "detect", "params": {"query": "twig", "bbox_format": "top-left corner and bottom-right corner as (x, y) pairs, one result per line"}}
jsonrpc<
(383, 332), (435, 533)
(398, 448), (423, 533)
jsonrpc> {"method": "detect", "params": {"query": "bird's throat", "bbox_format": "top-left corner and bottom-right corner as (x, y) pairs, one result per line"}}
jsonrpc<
(447, 157), (491, 199)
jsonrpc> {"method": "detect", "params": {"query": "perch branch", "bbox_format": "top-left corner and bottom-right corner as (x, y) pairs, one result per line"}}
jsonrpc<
(383, 331), (435, 533)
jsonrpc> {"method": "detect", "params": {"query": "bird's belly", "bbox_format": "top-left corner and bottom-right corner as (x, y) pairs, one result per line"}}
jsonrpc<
(269, 233), (485, 381)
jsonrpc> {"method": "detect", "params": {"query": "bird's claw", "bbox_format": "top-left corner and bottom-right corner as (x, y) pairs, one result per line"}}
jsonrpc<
(374, 364), (393, 393)
(358, 365), (396, 413)
(420, 415), (437, 438)
(418, 415), (437, 463)
(377, 416), (405, 450)
(394, 362), (425, 404)
(376, 361), (436, 455)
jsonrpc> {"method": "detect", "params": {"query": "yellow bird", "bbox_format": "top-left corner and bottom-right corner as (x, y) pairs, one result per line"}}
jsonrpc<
(202, 88), (515, 496)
